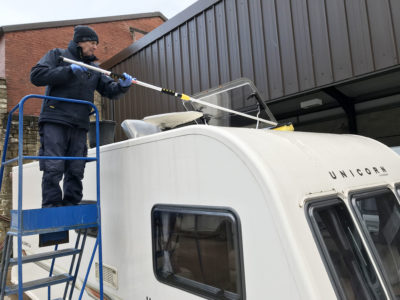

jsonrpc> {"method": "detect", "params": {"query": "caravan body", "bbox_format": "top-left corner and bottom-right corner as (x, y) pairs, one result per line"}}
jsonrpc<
(12, 124), (400, 299)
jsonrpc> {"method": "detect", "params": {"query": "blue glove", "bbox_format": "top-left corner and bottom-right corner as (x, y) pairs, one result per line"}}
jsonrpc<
(119, 72), (133, 88)
(70, 64), (87, 76)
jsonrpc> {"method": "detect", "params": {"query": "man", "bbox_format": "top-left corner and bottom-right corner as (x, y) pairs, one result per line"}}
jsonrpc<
(31, 25), (133, 208)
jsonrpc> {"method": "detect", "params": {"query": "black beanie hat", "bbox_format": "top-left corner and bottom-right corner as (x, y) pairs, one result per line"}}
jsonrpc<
(73, 25), (99, 44)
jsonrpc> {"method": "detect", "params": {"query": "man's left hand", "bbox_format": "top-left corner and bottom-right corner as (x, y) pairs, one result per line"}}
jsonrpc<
(119, 73), (133, 88)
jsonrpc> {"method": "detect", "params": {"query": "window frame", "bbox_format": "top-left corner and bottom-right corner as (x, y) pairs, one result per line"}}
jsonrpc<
(151, 205), (246, 300)
(350, 188), (399, 299)
(306, 197), (387, 300)
(306, 198), (348, 299)
(394, 184), (400, 203)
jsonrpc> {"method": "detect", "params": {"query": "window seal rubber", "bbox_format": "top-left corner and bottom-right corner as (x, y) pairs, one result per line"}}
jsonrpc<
(151, 204), (246, 300)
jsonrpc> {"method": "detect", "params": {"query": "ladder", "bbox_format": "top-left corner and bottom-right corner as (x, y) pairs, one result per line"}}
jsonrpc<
(0, 95), (104, 299)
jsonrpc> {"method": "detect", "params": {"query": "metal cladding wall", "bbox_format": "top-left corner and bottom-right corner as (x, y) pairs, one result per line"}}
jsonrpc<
(102, 0), (400, 141)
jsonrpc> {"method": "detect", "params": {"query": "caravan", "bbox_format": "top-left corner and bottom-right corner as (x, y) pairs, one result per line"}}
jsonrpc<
(12, 79), (400, 299)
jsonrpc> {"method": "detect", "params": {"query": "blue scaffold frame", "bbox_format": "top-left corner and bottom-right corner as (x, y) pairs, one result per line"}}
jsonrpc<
(0, 94), (104, 300)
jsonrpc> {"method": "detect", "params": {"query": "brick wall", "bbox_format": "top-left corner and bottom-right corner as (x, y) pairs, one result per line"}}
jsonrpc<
(0, 16), (165, 247)
(0, 37), (5, 78)
(0, 78), (10, 240)
(4, 16), (164, 116)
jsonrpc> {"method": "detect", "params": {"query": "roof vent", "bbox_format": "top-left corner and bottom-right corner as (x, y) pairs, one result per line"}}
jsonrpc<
(95, 262), (118, 290)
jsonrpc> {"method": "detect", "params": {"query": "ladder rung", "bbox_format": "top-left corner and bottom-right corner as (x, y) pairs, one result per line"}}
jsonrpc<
(5, 274), (73, 295)
(9, 248), (81, 265)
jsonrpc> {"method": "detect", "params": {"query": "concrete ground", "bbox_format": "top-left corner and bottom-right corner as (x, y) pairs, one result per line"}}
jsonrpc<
(5, 268), (31, 300)
(5, 294), (30, 300)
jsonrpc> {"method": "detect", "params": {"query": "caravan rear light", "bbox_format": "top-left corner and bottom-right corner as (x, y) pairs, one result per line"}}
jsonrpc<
(85, 285), (112, 300)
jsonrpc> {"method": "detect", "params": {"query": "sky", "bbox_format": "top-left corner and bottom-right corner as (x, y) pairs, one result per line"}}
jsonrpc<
(0, 0), (198, 26)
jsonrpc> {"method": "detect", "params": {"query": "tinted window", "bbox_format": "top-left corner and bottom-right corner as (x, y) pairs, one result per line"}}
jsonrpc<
(308, 200), (385, 300)
(152, 206), (244, 300)
(352, 189), (400, 298)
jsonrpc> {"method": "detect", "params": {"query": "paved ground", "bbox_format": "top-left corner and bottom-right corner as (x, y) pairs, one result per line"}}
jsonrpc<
(4, 268), (31, 300)
(5, 294), (30, 299)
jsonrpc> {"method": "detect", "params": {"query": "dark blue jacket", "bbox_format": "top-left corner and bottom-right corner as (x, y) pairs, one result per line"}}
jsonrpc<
(31, 40), (128, 130)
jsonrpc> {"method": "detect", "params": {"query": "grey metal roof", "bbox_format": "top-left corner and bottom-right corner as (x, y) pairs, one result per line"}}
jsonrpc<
(0, 12), (167, 36)
(97, 0), (400, 144)
(101, 0), (218, 69)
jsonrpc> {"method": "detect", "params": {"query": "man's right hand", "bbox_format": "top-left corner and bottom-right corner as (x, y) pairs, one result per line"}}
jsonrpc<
(70, 64), (87, 77)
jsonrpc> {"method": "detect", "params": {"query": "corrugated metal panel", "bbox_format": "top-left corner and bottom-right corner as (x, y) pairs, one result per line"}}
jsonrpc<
(276, 0), (299, 95)
(390, 0), (400, 59)
(102, 0), (400, 141)
(180, 23), (193, 94)
(345, 0), (375, 75)
(366, 0), (398, 69)
(215, 1), (231, 84)
(307, 0), (334, 86)
(263, 0), (284, 99)
(188, 18), (201, 94)
(290, 0), (315, 91)
(248, 0), (269, 99)
(206, 7), (220, 86)
(325, 0), (353, 81)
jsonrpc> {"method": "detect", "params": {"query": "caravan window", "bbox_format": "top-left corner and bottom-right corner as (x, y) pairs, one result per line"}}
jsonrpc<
(308, 199), (385, 300)
(151, 206), (244, 300)
(352, 189), (400, 298)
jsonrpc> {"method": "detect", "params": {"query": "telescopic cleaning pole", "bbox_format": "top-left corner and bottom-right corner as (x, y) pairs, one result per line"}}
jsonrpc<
(60, 56), (277, 127)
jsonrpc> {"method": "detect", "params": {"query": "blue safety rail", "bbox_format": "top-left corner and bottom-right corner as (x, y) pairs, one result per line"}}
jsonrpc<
(0, 94), (104, 300)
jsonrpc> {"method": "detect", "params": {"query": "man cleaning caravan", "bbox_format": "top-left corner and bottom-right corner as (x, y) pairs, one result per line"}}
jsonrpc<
(30, 25), (133, 208)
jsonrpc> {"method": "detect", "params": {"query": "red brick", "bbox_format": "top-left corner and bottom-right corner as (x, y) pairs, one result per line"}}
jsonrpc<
(3, 17), (165, 115)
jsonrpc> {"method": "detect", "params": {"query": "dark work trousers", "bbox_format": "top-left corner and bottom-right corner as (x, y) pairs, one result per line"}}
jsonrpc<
(39, 122), (88, 207)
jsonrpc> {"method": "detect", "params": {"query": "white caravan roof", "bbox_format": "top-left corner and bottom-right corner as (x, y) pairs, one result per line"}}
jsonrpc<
(14, 125), (400, 299)
(109, 125), (400, 201)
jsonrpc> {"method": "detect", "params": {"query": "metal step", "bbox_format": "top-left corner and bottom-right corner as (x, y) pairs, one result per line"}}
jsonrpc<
(10, 204), (98, 236)
(5, 274), (73, 295)
(9, 248), (81, 266)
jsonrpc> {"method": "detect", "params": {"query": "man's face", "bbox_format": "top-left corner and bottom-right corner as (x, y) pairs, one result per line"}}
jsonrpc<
(79, 41), (98, 57)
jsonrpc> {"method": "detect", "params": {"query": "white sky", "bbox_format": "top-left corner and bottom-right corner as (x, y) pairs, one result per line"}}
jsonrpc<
(0, 0), (198, 26)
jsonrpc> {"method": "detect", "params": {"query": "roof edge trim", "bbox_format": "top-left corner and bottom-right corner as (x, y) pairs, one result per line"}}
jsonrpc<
(0, 12), (167, 34)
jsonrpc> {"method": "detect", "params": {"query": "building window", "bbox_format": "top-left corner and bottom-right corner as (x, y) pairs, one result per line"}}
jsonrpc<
(152, 206), (245, 300)
(308, 199), (385, 299)
(352, 189), (400, 298)
(129, 27), (148, 42)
